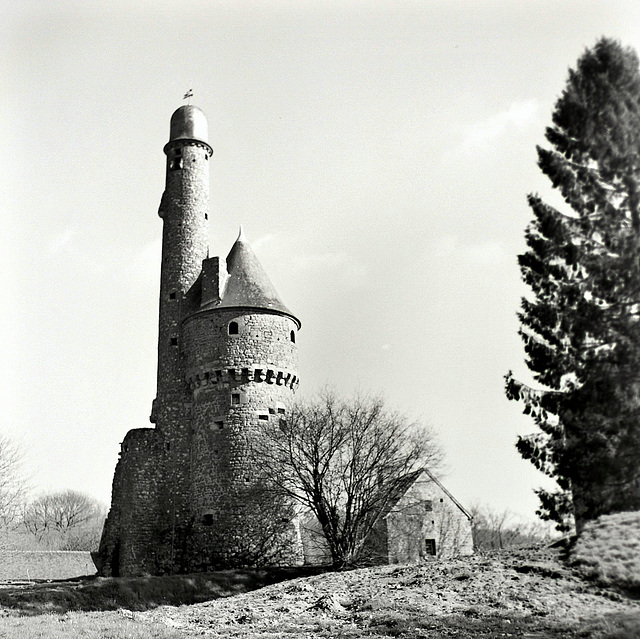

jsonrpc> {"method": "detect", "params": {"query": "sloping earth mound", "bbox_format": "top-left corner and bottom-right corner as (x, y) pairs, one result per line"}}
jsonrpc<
(143, 546), (640, 638)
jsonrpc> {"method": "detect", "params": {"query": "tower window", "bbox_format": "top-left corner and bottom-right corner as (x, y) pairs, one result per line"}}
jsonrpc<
(231, 393), (240, 405)
(228, 321), (239, 335)
(425, 539), (437, 556)
(203, 514), (214, 526)
(169, 292), (176, 300)
(170, 337), (178, 346)
(290, 330), (296, 343)
(169, 158), (183, 171)
(214, 420), (224, 429)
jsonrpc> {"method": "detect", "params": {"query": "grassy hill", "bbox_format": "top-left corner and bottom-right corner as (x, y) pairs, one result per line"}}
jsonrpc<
(571, 511), (640, 594)
(0, 515), (638, 638)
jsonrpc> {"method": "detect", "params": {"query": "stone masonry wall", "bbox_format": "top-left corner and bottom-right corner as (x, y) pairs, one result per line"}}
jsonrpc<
(183, 309), (302, 568)
(385, 477), (473, 563)
(98, 429), (162, 576)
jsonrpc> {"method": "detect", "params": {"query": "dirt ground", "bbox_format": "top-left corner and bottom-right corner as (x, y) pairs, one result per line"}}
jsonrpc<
(140, 546), (640, 638)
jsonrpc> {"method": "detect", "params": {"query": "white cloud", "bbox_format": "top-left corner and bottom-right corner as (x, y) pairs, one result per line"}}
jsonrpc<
(434, 234), (505, 266)
(46, 227), (77, 257)
(461, 100), (539, 152)
(253, 233), (368, 288)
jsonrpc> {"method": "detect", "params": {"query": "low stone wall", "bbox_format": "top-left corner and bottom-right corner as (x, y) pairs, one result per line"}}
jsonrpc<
(0, 551), (97, 581)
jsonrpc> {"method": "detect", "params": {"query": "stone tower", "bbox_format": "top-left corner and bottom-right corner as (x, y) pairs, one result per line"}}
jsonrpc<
(98, 105), (301, 576)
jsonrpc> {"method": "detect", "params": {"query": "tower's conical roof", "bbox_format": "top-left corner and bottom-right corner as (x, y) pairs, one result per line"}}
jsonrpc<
(216, 229), (300, 327)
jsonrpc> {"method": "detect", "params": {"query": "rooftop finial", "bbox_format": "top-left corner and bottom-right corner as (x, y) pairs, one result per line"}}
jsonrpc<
(237, 225), (247, 242)
(183, 87), (194, 105)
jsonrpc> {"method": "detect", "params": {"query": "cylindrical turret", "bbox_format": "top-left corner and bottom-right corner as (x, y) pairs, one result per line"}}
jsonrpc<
(181, 232), (303, 568)
(155, 105), (212, 405)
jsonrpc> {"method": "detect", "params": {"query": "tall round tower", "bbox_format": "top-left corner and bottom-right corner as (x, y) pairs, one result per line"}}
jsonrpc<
(182, 230), (302, 568)
(155, 105), (212, 405)
(152, 105), (213, 564)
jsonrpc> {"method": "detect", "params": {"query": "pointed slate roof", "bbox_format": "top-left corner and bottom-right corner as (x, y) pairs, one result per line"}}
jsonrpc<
(215, 228), (300, 327)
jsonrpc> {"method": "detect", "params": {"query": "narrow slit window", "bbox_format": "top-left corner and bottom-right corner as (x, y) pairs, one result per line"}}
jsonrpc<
(231, 393), (240, 405)
(290, 330), (296, 343)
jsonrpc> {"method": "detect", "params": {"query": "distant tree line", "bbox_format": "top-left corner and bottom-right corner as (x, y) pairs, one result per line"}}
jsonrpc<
(0, 434), (106, 552)
(470, 505), (554, 552)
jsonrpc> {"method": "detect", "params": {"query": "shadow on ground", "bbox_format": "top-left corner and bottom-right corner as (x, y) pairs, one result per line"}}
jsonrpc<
(0, 566), (328, 616)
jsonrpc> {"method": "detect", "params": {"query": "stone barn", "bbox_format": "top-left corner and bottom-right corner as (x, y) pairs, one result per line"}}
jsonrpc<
(301, 469), (473, 565)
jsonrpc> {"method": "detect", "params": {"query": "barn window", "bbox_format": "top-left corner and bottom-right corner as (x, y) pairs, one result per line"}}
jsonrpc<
(228, 321), (239, 335)
(425, 539), (437, 556)
(290, 330), (296, 343)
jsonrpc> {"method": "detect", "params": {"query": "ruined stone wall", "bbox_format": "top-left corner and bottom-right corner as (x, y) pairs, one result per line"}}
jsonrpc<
(98, 429), (162, 576)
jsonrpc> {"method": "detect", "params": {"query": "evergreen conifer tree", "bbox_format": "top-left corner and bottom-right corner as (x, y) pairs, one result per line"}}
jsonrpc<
(506, 38), (640, 531)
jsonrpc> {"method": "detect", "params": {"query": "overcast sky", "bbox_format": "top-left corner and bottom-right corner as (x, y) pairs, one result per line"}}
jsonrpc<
(3, 0), (640, 524)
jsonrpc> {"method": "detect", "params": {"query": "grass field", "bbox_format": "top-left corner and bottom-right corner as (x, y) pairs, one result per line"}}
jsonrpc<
(571, 511), (640, 593)
(0, 532), (638, 638)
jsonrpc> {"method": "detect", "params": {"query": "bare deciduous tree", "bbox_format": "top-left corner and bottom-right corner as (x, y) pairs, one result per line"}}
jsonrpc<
(0, 433), (27, 530)
(22, 489), (106, 550)
(257, 391), (444, 568)
(470, 504), (553, 551)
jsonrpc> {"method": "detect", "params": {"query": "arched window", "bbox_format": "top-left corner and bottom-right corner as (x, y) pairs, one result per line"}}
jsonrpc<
(228, 321), (239, 335)
(290, 330), (296, 343)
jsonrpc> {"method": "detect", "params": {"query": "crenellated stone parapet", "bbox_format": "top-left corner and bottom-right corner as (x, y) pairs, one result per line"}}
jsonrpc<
(163, 138), (213, 159)
(186, 365), (299, 390)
